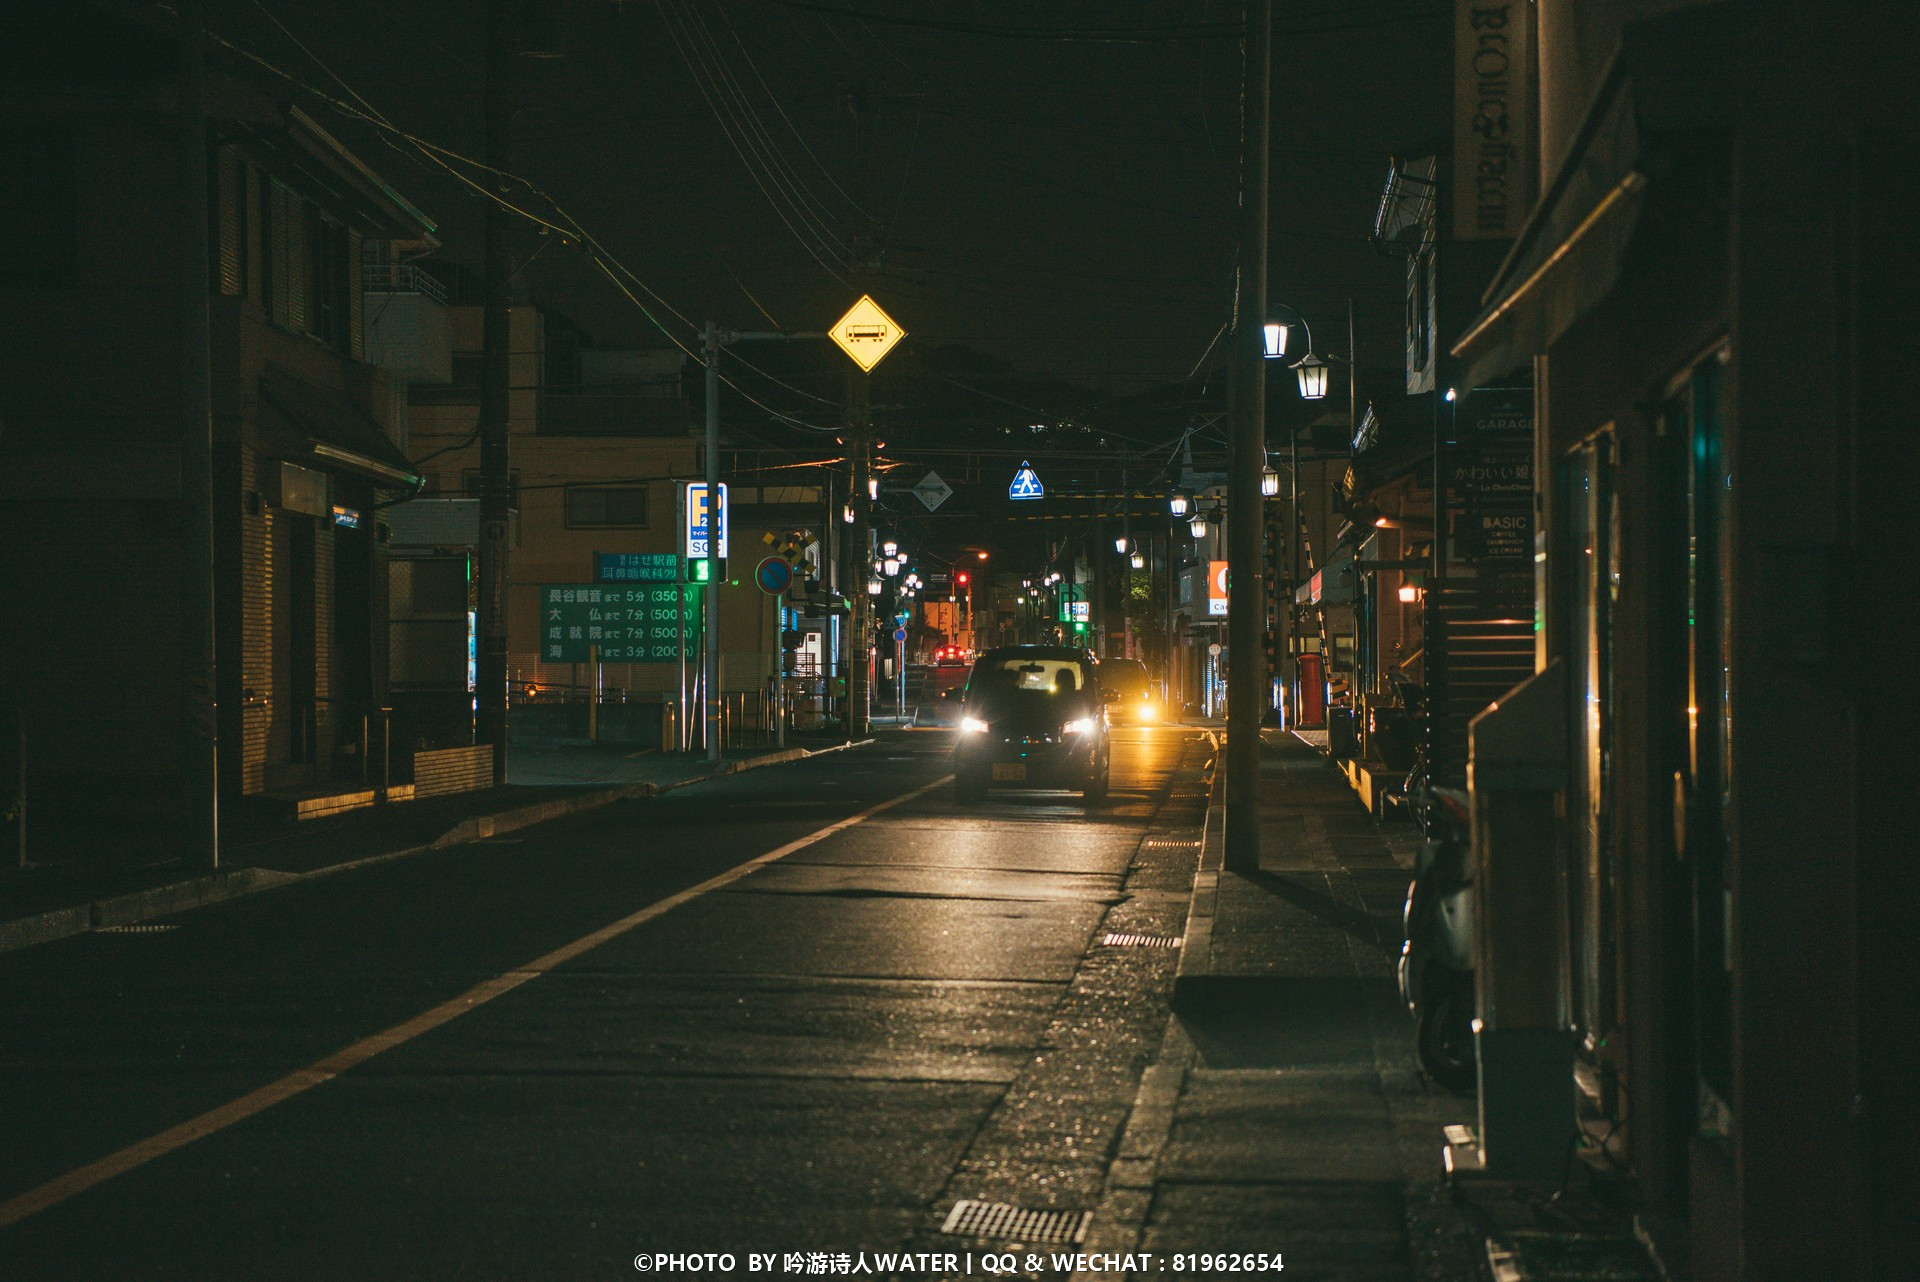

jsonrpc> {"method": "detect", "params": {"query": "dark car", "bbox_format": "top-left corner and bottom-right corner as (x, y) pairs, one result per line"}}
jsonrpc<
(1097, 657), (1161, 725)
(948, 645), (1112, 804)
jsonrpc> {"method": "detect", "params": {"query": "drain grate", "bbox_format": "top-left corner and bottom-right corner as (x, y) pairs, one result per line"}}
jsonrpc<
(940, 1200), (1091, 1246)
(95, 924), (177, 934)
(1140, 835), (1201, 852)
(1101, 932), (1184, 948)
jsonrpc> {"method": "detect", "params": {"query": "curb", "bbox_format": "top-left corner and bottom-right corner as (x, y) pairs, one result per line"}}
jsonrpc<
(0, 738), (877, 956)
(1170, 744), (1225, 1006)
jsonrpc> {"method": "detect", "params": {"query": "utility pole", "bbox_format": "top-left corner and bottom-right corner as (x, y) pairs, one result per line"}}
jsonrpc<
(1225, 0), (1272, 872)
(179, 0), (217, 869)
(847, 374), (872, 739)
(703, 322), (723, 765)
(475, 0), (514, 783)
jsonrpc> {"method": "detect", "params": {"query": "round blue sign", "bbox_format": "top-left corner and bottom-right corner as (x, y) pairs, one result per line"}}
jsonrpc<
(754, 557), (793, 595)
(892, 627), (908, 642)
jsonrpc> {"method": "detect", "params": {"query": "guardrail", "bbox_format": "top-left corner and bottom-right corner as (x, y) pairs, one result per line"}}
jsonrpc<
(361, 262), (447, 303)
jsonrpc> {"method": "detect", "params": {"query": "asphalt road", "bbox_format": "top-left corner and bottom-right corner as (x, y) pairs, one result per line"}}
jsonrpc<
(0, 727), (1209, 1280)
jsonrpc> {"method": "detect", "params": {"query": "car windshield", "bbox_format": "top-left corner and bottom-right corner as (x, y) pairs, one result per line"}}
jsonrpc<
(968, 656), (1092, 711)
(1101, 660), (1149, 695)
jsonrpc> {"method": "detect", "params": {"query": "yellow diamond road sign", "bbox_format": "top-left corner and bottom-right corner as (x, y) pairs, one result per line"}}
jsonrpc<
(830, 295), (906, 372)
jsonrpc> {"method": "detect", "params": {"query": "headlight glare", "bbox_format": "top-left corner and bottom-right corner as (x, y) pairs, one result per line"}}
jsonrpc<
(960, 717), (989, 734)
(1063, 718), (1094, 736)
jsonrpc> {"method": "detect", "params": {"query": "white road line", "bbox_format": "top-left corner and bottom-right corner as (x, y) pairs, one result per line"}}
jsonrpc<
(0, 774), (953, 1230)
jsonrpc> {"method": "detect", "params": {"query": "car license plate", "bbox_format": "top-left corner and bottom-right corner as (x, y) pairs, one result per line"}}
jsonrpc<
(992, 763), (1027, 781)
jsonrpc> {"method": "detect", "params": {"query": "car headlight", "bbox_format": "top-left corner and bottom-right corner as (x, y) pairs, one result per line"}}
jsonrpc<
(1063, 718), (1094, 736)
(960, 717), (989, 734)
(1137, 701), (1156, 720)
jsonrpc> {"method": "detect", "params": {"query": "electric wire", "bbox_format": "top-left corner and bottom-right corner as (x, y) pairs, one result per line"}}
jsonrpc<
(204, 21), (852, 433)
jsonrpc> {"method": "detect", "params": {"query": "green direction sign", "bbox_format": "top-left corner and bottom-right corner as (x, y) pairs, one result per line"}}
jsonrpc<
(1056, 584), (1088, 624)
(595, 552), (679, 583)
(540, 583), (691, 663)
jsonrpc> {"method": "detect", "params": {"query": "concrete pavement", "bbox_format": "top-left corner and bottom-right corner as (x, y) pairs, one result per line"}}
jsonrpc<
(2, 723), (1655, 1278)
(0, 736), (872, 955)
(1057, 730), (1486, 1281)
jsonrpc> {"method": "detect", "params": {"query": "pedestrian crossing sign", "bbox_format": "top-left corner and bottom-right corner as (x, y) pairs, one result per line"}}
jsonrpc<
(1009, 461), (1044, 501)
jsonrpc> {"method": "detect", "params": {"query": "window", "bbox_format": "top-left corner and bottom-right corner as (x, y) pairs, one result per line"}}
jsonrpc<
(1561, 429), (1619, 1050)
(1666, 349), (1734, 1137)
(564, 486), (648, 528)
(309, 215), (350, 350)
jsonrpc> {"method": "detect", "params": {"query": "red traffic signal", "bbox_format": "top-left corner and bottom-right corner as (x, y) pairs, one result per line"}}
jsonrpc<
(956, 572), (969, 586)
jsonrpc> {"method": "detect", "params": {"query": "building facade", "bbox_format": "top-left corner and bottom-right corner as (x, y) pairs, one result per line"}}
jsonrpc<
(1445, 2), (1909, 1276)
(0, 16), (434, 813)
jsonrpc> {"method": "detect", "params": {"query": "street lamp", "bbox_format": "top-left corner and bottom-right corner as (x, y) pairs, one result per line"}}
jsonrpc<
(1296, 354), (1330, 400)
(1169, 493), (1190, 517)
(1262, 322), (1290, 359)
(1131, 550), (1146, 570)
(1189, 511), (1209, 538)
(1262, 461), (1281, 497)
(868, 477), (879, 501)
(883, 556), (900, 576)
(1115, 534), (1129, 554)
(867, 577), (882, 596)
(882, 540), (898, 558)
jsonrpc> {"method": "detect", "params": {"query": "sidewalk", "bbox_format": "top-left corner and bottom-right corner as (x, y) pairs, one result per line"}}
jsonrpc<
(1090, 730), (1485, 1281)
(0, 734), (870, 955)
(1114, 730), (1663, 1282)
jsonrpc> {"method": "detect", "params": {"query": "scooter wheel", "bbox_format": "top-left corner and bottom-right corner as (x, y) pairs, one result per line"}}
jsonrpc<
(1417, 974), (1478, 1094)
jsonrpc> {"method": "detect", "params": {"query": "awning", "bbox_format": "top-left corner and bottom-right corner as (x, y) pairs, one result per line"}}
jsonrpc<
(1451, 4), (1734, 388)
(258, 367), (420, 488)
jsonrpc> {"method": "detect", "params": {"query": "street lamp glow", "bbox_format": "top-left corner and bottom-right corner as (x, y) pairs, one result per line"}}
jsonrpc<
(1115, 535), (1129, 554)
(842, 503), (854, 524)
(882, 540), (898, 558)
(867, 577), (882, 596)
(1297, 355), (1329, 400)
(1130, 551), (1146, 570)
(1189, 512), (1209, 538)
(1262, 322), (1290, 359)
(868, 477), (879, 500)
(1262, 463), (1280, 497)
(1169, 493), (1190, 517)
(976, 550), (989, 560)
(883, 557), (900, 575)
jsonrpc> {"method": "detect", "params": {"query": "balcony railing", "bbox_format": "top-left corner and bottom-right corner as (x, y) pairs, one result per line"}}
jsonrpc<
(362, 262), (447, 304)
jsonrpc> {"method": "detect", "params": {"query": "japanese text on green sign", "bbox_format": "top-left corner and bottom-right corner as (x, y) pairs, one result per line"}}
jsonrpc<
(540, 583), (691, 663)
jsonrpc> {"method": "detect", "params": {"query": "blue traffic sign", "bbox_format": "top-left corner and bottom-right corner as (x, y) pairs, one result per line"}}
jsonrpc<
(892, 627), (908, 642)
(1009, 460), (1044, 501)
(754, 556), (793, 595)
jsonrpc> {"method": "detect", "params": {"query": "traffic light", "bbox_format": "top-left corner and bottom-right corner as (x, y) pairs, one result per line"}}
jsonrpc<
(956, 571), (969, 587)
(689, 558), (725, 583)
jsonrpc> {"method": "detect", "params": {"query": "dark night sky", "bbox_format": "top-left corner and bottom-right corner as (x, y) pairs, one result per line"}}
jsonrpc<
(210, 0), (1450, 406)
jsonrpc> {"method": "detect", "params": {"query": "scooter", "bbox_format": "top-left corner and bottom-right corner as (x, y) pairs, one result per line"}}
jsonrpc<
(1398, 781), (1478, 1093)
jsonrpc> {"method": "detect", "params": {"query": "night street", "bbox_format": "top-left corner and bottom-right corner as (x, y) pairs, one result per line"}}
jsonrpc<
(2, 2), (1908, 1278)
(2, 729), (1258, 1278)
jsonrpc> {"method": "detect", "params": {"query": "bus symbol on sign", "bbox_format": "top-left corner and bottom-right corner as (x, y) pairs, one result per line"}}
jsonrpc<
(830, 295), (907, 372)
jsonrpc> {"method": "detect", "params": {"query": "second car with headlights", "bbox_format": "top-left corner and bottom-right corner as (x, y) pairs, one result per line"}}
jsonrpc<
(945, 646), (1113, 805)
